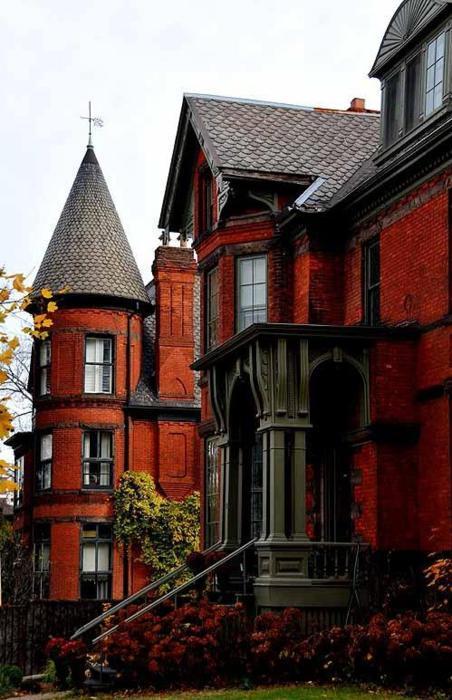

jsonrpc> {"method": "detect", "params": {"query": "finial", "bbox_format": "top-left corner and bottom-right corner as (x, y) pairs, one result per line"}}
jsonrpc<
(80, 101), (104, 148)
(159, 229), (171, 246)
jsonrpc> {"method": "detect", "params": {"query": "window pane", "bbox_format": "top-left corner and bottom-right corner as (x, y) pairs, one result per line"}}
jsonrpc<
(98, 524), (112, 539)
(39, 341), (50, 367)
(43, 464), (51, 490)
(100, 432), (111, 458)
(435, 58), (444, 86)
(405, 55), (422, 132)
(434, 82), (443, 110)
(426, 65), (435, 92)
(100, 463), (111, 486)
(427, 40), (436, 67)
(85, 338), (97, 363)
(239, 259), (253, 285)
(102, 339), (112, 363)
(84, 364), (96, 393)
(384, 72), (401, 145)
(102, 365), (112, 393)
(436, 33), (445, 60)
(254, 283), (266, 307)
(80, 576), (97, 600)
(82, 524), (98, 538)
(426, 90), (434, 115)
(41, 434), (52, 460)
(97, 576), (110, 600)
(40, 368), (48, 396)
(97, 543), (111, 571)
(254, 308), (267, 323)
(240, 285), (253, 308)
(253, 257), (266, 283)
(82, 543), (96, 572)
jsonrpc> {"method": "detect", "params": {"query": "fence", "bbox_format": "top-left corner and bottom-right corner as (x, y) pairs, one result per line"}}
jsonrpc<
(0, 601), (104, 675)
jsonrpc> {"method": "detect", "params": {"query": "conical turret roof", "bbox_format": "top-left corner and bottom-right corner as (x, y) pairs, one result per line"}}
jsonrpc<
(33, 146), (149, 304)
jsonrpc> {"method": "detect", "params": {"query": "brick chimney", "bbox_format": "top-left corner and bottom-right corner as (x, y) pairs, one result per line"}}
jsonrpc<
(348, 97), (366, 112)
(152, 245), (197, 401)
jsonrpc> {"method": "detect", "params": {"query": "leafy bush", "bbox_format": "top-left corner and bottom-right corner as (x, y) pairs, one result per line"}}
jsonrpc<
(48, 605), (452, 692)
(425, 555), (452, 611)
(45, 637), (87, 688)
(114, 472), (200, 580)
(0, 664), (23, 690)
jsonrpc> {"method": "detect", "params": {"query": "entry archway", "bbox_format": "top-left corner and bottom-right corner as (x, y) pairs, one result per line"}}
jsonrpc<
(308, 359), (365, 542)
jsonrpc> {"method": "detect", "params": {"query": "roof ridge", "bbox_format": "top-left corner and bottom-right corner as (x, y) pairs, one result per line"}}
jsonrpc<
(185, 92), (380, 116)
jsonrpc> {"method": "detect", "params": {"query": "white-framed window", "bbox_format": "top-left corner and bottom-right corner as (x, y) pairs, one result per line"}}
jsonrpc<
(83, 431), (113, 489)
(38, 340), (51, 396)
(425, 32), (446, 116)
(14, 455), (24, 508)
(36, 434), (52, 491)
(237, 255), (267, 332)
(84, 337), (113, 394)
(80, 523), (112, 600)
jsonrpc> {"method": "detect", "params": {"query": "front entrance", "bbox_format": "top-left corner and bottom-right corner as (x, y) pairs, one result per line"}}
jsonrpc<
(229, 379), (263, 544)
(309, 360), (363, 543)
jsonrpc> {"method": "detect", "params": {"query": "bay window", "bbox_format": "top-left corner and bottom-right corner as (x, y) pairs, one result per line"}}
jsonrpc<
(80, 523), (112, 600)
(84, 337), (113, 394)
(82, 431), (113, 489)
(36, 434), (52, 491)
(237, 255), (267, 332)
(206, 267), (219, 350)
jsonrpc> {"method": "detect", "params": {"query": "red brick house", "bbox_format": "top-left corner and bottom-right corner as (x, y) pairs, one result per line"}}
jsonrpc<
(158, 0), (452, 610)
(6, 145), (201, 601)
(7, 0), (452, 613)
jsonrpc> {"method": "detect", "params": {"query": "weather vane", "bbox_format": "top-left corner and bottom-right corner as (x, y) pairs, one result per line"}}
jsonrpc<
(80, 101), (104, 147)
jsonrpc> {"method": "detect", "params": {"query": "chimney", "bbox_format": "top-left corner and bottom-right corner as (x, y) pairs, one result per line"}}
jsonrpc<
(349, 97), (366, 112)
(152, 245), (197, 401)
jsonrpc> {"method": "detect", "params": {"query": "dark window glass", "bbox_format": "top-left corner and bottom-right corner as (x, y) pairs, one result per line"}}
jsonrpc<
(38, 340), (51, 396)
(14, 456), (24, 508)
(205, 439), (220, 547)
(84, 337), (113, 394)
(250, 435), (263, 539)
(206, 267), (219, 350)
(80, 523), (112, 600)
(83, 431), (113, 489)
(199, 169), (213, 234)
(384, 72), (401, 146)
(33, 524), (50, 599)
(237, 256), (267, 332)
(405, 54), (422, 132)
(364, 238), (381, 325)
(36, 434), (52, 491)
(426, 33), (445, 116)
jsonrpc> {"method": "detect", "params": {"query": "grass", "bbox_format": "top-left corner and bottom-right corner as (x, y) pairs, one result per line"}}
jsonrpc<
(95, 686), (420, 700)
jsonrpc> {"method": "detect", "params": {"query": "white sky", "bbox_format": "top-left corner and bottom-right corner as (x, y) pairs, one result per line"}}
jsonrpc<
(0, 0), (400, 285)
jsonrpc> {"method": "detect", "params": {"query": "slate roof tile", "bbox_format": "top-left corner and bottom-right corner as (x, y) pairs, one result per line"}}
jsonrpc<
(33, 147), (148, 303)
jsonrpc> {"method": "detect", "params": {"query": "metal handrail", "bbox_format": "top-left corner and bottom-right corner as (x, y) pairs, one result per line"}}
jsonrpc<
(71, 541), (221, 640)
(92, 538), (257, 645)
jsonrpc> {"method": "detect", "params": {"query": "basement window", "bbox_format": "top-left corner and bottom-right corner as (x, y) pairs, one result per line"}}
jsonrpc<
(82, 431), (113, 489)
(80, 523), (112, 600)
(84, 337), (113, 394)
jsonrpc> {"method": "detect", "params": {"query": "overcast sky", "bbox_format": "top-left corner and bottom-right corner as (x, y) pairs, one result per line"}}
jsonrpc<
(0, 0), (401, 285)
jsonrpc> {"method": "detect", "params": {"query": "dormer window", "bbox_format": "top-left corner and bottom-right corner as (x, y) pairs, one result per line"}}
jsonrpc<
(425, 32), (445, 116)
(384, 71), (402, 146)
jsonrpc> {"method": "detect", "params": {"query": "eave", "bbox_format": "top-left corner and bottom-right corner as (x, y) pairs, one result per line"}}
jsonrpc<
(192, 322), (419, 371)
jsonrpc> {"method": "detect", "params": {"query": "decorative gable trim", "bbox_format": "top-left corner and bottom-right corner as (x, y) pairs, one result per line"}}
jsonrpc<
(370, 0), (450, 77)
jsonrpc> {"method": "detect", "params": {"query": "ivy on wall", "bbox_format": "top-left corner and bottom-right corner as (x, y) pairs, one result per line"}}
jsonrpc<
(114, 472), (200, 580)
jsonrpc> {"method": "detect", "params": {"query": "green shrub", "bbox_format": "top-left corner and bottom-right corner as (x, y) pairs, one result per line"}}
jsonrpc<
(0, 664), (23, 689)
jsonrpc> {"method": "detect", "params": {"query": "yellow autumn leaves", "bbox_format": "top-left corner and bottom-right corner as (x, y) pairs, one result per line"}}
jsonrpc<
(0, 269), (60, 492)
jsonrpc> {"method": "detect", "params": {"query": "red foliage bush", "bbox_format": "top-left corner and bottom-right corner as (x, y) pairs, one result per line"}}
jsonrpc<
(47, 605), (452, 692)
(45, 637), (87, 687)
(101, 600), (249, 689)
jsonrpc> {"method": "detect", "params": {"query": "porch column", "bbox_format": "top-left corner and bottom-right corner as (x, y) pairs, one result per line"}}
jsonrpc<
(292, 429), (310, 542)
(220, 440), (239, 549)
(266, 428), (287, 543)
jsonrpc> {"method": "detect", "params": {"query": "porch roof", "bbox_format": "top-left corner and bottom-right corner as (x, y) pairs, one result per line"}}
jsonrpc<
(192, 322), (419, 371)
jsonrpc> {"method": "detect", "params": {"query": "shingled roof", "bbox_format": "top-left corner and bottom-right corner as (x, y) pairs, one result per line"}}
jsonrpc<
(33, 146), (149, 304)
(160, 94), (381, 227)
